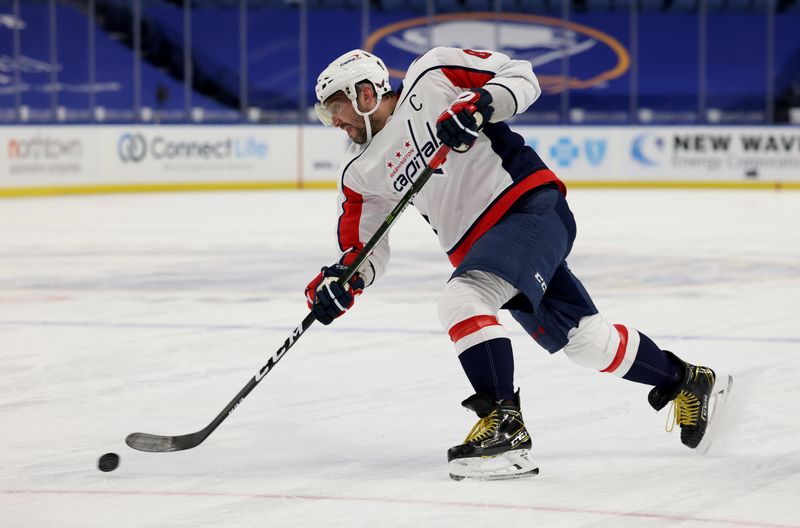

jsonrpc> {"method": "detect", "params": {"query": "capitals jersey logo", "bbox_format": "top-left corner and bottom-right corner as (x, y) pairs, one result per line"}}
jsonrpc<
(385, 120), (443, 194)
(386, 138), (415, 186)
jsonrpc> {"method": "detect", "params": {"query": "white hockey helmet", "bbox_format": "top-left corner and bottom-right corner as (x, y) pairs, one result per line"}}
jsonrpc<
(314, 49), (391, 133)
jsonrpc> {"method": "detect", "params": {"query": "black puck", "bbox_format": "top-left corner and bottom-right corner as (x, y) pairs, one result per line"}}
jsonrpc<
(98, 452), (120, 472)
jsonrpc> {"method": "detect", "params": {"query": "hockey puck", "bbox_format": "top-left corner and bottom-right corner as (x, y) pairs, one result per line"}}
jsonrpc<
(98, 452), (120, 472)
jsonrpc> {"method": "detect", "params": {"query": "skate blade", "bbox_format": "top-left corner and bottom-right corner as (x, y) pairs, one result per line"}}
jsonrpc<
(695, 374), (734, 455)
(449, 449), (539, 481)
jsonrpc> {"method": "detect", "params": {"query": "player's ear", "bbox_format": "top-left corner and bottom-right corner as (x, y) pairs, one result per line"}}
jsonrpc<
(358, 82), (376, 106)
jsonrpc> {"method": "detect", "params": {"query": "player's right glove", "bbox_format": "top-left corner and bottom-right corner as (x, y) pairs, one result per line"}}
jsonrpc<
(305, 264), (365, 325)
(436, 88), (494, 153)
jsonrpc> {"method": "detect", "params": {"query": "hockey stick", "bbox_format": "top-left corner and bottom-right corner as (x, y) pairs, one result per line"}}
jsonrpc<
(126, 145), (451, 453)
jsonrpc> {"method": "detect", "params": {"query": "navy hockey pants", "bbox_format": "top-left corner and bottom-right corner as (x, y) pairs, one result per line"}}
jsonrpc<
(452, 184), (598, 353)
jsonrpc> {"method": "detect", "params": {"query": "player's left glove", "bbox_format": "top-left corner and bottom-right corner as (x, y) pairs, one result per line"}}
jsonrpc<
(305, 264), (365, 325)
(436, 88), (494, 153)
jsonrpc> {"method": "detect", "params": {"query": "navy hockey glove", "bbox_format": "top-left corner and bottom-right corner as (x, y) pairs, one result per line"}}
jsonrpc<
(436, 88), (494, 153)
(305, 264), (365, 325)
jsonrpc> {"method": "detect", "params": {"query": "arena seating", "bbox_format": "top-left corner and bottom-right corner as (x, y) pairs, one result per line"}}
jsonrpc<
(2, 0), (798, 123)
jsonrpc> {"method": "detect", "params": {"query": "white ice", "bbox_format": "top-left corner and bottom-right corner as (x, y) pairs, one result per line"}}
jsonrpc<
(1, 189), (799, 528)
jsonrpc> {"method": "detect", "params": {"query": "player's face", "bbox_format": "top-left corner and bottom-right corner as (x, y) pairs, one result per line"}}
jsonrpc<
(324, 93), (368, 144)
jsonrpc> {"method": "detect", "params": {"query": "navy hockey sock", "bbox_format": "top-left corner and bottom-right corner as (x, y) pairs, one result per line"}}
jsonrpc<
(458, 338), (515, 401)
(621, 332), (684, 387)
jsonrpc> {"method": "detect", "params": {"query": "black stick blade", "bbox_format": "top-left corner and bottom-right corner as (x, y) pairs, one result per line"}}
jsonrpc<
(126, 431), (205, 452)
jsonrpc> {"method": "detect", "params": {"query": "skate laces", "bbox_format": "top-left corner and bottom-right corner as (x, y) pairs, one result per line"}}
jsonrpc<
(665, 366), (715, 432)
(464, 410), (500, 443)
(666, 391), (700, 432)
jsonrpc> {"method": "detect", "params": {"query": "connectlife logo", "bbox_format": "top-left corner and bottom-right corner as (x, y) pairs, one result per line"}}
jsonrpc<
(117, 133), (148, 163)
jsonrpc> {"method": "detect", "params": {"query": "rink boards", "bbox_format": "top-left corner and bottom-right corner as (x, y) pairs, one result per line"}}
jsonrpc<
(1, 125), (799, 197)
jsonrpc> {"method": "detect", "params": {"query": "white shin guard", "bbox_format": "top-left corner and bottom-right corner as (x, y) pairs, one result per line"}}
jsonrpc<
(438, 271), (519, 352)
(562, 314), (640, 377)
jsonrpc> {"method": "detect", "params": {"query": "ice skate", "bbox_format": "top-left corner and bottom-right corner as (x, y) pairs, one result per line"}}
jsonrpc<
(447, 392), (539, 481)
(648, 352), (733, 453)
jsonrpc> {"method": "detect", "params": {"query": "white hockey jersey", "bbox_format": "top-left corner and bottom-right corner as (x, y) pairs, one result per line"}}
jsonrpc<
(334, 46), (565, 285)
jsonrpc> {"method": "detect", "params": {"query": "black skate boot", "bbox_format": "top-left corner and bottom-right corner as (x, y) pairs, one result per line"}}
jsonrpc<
(648, 352), (732, 451)
(447, 391), (539, 480)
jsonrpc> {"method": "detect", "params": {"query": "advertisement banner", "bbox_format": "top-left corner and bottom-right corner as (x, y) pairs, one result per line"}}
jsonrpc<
(516, 127), (621, 180)
(2, 128), (89, 184)
(622, 128), (800, 181)
(300, 125), (800, 184)
(112, 127), (293, 182)
(301, 126), (351, 183)
(0, 126), (297, 189)
(516, 126), (800, 182)
(2, 125), (798, 196)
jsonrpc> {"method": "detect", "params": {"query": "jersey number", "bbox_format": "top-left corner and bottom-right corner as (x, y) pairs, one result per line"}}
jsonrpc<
(463, 49), (492, 59)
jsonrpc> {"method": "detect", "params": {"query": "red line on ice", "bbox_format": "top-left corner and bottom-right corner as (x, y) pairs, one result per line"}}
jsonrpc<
(1, 489), (797, 528)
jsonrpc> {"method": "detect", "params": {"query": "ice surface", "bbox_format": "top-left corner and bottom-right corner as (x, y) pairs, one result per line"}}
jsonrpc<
(1, 189), (799, 528)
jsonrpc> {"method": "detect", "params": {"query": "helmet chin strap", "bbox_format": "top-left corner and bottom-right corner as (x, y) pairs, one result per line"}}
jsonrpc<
(351, 91), (383, 145)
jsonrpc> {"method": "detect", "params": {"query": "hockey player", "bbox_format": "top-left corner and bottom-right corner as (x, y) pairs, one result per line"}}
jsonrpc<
(305, 47), (731, 480)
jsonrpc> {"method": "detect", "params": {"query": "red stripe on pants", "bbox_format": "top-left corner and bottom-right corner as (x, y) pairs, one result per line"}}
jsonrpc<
(447, 171), (565, 267)
(449, 315), (500, 343)
(601, 324), (629, 373)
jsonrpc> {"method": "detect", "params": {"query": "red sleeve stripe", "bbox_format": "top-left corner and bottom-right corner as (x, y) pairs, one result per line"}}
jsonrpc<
(600, 324), (629, 373)
(449, 315), (500, 343)
(338, 185), (364, 253)
(441, 67), (494, 89)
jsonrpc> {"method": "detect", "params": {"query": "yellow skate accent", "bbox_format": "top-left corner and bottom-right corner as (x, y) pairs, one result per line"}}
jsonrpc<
(464, 410), (500, 443)
(665, 366), (715, 432)
(666, 391), (700, 432)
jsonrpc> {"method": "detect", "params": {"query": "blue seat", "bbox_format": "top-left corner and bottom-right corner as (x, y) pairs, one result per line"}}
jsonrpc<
(325, 0), (362, 9)
(519, 0), (548, 11)
(669, 0), (696, 11)
(498, 0), (519, 11)
(464, 0), (493, 9)
(436, 0), (462, 11)
(246, 0), (288, 8)
(640, 0), (665, 11)
(586, 0), (613, 10)
(381, 0), (408, 10)
(706, 0), (725, 11)
(189, 0), (235, 6)
(726, 0), (751, 10)
(613, 0), (633, 11)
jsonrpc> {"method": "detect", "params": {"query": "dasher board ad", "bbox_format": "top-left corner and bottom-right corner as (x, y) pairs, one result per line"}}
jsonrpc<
(516, 127), (800, 182)
(1, 126), (297, 187)
(2, 126), (798, 190)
